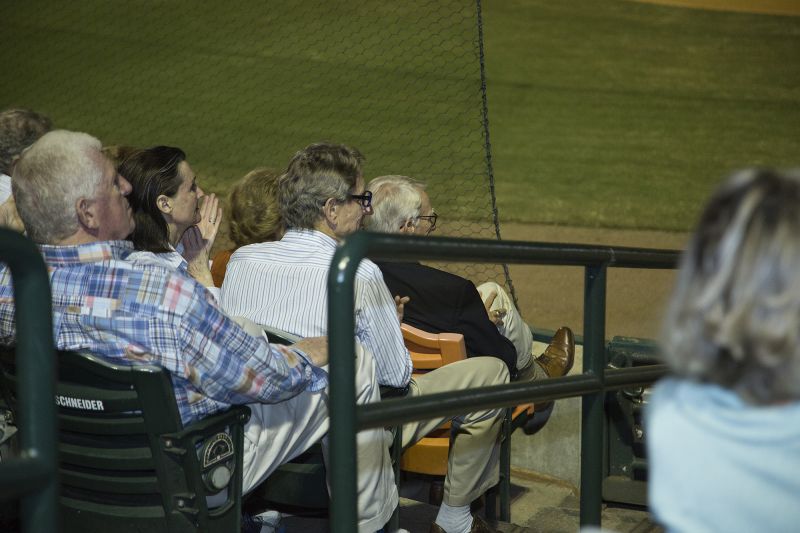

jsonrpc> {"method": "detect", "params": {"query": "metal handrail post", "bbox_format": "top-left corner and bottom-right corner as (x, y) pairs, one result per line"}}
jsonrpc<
(580, 264), (607, 527)
(0, 229), (59, 533)
(327, 237), (363, 532)
(327, 232), (679, 531)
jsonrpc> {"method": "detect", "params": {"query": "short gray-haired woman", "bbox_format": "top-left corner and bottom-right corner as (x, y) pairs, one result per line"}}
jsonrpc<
(647, 168), (800, 532)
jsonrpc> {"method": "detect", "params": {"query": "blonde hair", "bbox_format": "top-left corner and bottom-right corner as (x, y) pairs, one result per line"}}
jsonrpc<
(661, 168), (800, 404)
(228, 167), (283, 247)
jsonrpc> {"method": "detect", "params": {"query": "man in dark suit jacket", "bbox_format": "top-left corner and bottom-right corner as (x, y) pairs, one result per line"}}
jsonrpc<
(377, 260), (518, 371)
(366, 175), (574, 382)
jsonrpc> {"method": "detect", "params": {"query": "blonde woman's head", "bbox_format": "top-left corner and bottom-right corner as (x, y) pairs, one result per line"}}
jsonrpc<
(228, 167), (283, 247)
(662, 168), (800, 404)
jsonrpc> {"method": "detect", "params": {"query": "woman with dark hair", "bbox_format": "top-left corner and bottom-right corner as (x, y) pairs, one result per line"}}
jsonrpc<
(119, 146), (221, 295)
(647, 168), (800, 532)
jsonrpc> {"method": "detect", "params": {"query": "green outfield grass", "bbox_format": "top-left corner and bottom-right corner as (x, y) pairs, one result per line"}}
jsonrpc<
(1, 1), (496, 229)
(484, 0), (800, 230)
(2, 1), (798, 232)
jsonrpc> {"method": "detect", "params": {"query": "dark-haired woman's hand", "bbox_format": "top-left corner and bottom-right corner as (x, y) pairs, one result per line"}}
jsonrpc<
(181, 226), (214, 287)
(196, 193), (222, 255)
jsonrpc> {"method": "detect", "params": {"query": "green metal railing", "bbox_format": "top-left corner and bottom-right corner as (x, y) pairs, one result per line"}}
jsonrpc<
(0, 229), (59, 532)
(327, 231), (679, 532)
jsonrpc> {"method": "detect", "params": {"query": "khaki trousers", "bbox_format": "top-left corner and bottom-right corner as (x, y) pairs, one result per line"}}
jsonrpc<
(241, 344), (397, 533)
(400, 356), (509, 506)
(477, 281), (534, 370)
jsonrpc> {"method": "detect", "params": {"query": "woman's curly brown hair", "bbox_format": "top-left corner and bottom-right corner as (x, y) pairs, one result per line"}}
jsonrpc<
(228, 167), (284, 247)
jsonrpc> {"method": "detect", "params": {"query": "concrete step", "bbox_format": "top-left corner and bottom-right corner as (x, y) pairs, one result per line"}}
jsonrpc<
(277, 467), (662, 532)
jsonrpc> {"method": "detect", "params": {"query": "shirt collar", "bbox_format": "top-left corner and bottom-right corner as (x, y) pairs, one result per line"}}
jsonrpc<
(38, 240), (134, 266)
(282, 228), (338, 250)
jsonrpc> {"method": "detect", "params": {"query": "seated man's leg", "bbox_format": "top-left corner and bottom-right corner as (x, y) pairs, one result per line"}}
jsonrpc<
(477, 281), (533, 369)
(243, 343), (397, 532)
(401, 357), (509, 506)
(322, 343), (398, 532)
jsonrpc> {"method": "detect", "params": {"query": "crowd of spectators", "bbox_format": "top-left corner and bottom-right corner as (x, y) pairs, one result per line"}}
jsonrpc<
(0, 112), (576, 533)
(2, 107), (796, 533)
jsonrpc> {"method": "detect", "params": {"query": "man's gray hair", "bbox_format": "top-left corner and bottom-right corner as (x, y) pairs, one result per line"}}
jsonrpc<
(279, 142), (364, 230)
(661, 168), (800, 404)
(0, 108), (52, 175)
(12, 130), (103, 243)
(365, 175), (424, 233)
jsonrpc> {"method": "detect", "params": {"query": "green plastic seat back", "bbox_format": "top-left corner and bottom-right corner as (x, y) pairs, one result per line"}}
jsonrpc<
(0, 347), (250, 533)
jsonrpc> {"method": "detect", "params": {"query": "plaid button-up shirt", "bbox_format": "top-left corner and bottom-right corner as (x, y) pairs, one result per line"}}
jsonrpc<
(0, 240), (326, 425)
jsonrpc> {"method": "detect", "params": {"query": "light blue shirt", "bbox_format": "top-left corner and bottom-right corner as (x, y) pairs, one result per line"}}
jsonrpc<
(646, 378), (800, 533)
(0, 174), (11, 204)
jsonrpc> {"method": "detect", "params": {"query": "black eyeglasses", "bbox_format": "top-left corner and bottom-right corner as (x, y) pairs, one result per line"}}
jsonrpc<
(349, 190), (373, 208)
(417, 212), (438, 231)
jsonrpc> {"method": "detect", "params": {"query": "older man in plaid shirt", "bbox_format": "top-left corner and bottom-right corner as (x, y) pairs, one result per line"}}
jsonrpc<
(0, 130), (398, 532)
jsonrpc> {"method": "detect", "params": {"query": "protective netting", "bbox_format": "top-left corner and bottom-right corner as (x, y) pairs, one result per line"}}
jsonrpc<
(2, 0), (513, 296)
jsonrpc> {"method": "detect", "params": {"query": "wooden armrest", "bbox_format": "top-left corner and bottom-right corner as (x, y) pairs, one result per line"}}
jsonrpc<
(401, 323), (467, 368)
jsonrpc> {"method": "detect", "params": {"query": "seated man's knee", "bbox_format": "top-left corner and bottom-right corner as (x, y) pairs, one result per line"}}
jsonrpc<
(467, 356), (509, 385)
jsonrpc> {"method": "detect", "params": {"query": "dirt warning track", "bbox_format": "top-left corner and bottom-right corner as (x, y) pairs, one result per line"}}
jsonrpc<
(629, 0), (800, 16)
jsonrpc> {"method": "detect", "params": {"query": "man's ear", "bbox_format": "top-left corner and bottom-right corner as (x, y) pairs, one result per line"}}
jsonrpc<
(400, 218), (415, 234)
(322, 198), (338, 230)
(76, 197), (99, 231)
(156, 194), (172, 215)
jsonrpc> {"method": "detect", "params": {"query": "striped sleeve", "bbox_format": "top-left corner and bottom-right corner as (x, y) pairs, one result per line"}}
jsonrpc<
(355, 264), (413, 387)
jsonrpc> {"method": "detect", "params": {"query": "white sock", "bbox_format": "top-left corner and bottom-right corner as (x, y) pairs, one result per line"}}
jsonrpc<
(434, 502), (472, 533)
(254, 509), (282, 533)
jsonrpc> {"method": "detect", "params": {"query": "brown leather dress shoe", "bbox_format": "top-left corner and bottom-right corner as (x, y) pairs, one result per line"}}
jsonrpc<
(534, 326), (575, 378)
(429, 513), (495, 533)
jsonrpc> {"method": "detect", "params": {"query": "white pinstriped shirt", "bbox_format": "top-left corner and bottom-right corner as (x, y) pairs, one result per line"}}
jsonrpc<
(220, 229), (413, 388)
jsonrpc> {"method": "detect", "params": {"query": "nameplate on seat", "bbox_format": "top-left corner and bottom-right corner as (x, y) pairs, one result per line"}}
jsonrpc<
(55, 395), (105, 411)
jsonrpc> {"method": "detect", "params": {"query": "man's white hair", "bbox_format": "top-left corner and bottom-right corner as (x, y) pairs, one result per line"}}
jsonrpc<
(12, 130), (103, 243)
(366, 175), (424, 233)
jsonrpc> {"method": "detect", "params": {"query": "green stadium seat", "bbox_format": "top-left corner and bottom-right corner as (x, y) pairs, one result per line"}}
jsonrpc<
(0, 347), (249, 533)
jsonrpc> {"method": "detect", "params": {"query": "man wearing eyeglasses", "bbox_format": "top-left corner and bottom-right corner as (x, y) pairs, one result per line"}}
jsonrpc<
(366, 175), (575, 387)
(221, 143), (508, 533)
